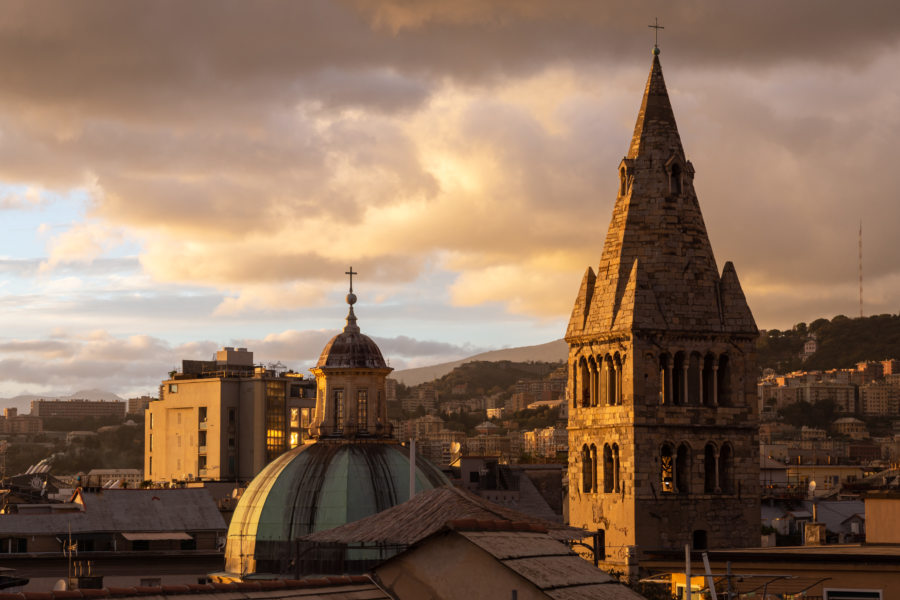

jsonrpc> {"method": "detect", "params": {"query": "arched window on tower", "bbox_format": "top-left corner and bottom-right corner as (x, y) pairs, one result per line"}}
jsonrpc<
(670, 162), (683, 195)
(603, 444), (614, 493)
(676, 443), (691, 494)
(688, 352), (702, 404)
(571, 362), (578, 409)
(620, 167), (627, 196)
(704, 443), (717, 493)
(588, 356), (598, 407)
(659, 353), (671, 404)
(673, 352), (686, 405)
(606, 355), (617, 406)
(580, 357), (591, 408)
(718, 354), (732, 406)
(613, 443), (621, 492)
(582, 445), (593, 493)
(590, 444), (598, 493)
(614, 353), (623, 405)
(660, 443), (674, 493)
(719, 443), (734, 494)
(703, 353), (716, 406)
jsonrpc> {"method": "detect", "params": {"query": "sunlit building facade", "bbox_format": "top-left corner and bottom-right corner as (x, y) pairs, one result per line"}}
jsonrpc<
(145, 347), (315, 483)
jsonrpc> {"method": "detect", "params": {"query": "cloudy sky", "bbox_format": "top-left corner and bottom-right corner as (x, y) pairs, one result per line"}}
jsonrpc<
(0, 1), (898, 398)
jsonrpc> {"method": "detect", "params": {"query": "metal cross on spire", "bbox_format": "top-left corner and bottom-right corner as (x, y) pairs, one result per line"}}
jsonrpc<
(648, 17), (664, 49)
(345, 266), (357, 293)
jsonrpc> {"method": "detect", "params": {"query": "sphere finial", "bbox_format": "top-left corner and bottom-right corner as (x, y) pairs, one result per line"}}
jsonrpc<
(653, 46), (660, 56)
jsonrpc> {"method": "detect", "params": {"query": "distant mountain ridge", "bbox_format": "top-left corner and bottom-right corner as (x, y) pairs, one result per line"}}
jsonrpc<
(392, 339), (568, 386)
(0, 389), (125, 415)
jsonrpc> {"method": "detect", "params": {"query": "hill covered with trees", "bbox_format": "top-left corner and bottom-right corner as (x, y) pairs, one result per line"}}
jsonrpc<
(757, 313), (900, 373)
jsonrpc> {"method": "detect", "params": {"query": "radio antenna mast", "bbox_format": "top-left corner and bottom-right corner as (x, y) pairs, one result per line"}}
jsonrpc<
(859, 220), (863, 318)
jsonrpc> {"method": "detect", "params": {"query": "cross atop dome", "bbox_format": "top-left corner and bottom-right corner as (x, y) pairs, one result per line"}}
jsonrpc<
(344, 266), (360, 333)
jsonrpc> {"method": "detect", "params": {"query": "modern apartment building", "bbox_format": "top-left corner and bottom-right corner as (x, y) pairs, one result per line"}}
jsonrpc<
(30, 398), (126, 420)
(144, 347), (316, 483)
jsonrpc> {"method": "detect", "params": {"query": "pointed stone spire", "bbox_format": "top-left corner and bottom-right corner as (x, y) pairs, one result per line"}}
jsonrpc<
(627, 54), (683, 161)
(567, 53), (756, 339)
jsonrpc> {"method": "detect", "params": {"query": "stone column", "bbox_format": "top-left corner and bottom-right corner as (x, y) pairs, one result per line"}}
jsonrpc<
(666, 357), (674, 405)
(682, 363), (689, 406)
(712, 361), (719, 407)
(698, 364), (704, 406)
(714, 453), (721, 493)
(613, 448), (620, 492)
(616, 361), (622, 405)
(671, 455), (678, 494)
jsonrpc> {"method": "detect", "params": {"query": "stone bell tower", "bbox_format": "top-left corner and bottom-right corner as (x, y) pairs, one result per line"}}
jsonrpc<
(565, 48), (760, 572)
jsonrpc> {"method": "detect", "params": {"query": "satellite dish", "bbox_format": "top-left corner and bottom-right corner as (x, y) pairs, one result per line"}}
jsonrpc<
(808, 480), (817, 497)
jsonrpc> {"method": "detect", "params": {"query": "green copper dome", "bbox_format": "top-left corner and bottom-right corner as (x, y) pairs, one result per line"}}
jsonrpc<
(224, 440), (449, 576)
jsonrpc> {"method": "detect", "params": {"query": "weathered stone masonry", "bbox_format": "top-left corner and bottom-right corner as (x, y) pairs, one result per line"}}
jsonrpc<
(565, 53), (760, 574)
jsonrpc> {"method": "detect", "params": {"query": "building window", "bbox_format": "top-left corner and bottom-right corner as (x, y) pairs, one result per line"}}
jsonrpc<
(198, 455), (207, 470)
(148, 434), (153, 452)
(228, 455), (235, 475)
(290, 408), (300, 428)
(289, 431), (299, 448)
(149, 414), (153, 429)
(692, 529), (708, 551)
(619, 167), (627, 196)
(198, 430), (207, 449)
(290, 384), (300, 398)
(301, 408), (311, 428)
(198, 406), (207, 422)
(334, 389), (344, 433)
(228, 408), (236, 426)
(265, 381), (286, 460)
(168, 384), (178, 393)
(358, 390), (368, 432)
(595, 529), (606, 560)
(149, 456), (152, 475)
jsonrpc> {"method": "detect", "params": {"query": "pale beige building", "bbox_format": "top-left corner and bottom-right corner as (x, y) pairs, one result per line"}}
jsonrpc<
(145, 347), (315, 483)
(861, 382), (897, 416)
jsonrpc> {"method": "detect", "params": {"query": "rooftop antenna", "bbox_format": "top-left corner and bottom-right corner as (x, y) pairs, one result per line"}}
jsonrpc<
(859, 220), (863, 318)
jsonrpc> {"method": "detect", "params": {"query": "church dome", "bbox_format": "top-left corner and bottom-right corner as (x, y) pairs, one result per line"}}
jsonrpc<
(316, 330), (387, 369)
(316, 279), (388, 369)
(224, 440), (449, 575)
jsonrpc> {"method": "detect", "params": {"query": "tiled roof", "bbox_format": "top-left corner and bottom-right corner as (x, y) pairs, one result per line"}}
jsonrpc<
(0, 489), (225, 535)
(303, 486), (586, 545)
